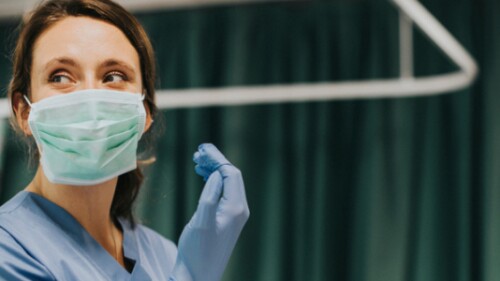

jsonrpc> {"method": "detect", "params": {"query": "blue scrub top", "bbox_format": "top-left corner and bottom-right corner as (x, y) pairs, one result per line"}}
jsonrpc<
(0, 191), (177, 280)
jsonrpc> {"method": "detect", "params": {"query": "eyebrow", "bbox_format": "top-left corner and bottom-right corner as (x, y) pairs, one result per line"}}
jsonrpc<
(42, 57), (137, 74)
(99, 59), (137, 74)
(43, 57), (80, 73)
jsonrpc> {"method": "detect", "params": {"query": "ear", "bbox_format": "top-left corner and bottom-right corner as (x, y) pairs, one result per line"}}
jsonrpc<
(12, 92), (32, 136)
(143, 102), (153, 133)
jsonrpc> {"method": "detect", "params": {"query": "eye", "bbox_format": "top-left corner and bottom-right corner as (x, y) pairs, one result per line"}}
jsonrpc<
(104, 71), (127, 83)
(49, 73), (72, 84)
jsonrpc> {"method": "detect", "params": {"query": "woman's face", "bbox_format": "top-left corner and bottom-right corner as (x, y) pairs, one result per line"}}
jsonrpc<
(30, 16), (143, 103)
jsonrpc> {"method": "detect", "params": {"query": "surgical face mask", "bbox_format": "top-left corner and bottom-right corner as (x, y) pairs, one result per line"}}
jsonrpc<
(24, 89), (147, 186)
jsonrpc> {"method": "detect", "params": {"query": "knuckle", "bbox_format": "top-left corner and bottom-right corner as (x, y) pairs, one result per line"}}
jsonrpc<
(197, 200), (219, 215)
(231, 204), (250, 221)
(198, 199), (218, 208)
(241, 206), (250, 220)
(233, 167), (242, 176)
(222, 165), (242, 177)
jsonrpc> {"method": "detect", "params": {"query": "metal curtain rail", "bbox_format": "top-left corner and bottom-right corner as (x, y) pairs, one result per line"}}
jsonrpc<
(0, 0), (478, 117)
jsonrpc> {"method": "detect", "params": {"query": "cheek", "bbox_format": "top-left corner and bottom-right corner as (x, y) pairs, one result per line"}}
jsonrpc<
(29, 75), (52, 103)
(122, 72), (142, 94)
(31, 90), (59, 103)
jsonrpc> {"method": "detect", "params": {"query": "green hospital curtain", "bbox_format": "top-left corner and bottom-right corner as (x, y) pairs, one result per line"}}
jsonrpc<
(1, 0), (500, 280)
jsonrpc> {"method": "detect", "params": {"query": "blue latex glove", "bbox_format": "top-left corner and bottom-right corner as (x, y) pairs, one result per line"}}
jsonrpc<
(169, 143), (250, 281)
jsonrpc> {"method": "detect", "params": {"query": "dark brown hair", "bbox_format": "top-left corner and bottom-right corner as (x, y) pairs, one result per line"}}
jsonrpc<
(8, 0), (158, 227)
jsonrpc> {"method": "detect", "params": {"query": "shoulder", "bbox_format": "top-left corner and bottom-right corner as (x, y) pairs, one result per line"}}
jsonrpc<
(0, 191), (51, 234)
(0, 192), (55, 280)
(0, 191), (37, 231)
(0, 228), (55, 280)
(0, 191), (31, 215)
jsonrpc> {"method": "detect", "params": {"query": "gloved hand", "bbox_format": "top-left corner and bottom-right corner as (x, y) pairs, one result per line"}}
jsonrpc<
(169, 143), (250, 281)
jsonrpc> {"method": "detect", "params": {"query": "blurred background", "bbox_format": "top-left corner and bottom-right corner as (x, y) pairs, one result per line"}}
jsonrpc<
(0, 0), (499, 280)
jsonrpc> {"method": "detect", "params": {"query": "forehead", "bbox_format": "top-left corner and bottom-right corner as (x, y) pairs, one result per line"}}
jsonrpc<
(32, 16), (140, 72)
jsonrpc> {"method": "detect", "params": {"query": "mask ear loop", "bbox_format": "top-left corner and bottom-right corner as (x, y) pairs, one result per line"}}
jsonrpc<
(23, 95), (32, 107)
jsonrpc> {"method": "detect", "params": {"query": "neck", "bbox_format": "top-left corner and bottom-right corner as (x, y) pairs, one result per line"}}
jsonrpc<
(26, 167), (125, 267)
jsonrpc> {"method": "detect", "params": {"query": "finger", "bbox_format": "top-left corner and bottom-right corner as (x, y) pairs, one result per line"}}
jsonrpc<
(218, 165), (246, 202)
(190, 172), (223, 229)
(218, 165), (249, 222)
(196, 143), (230, 172)
(198, 143), (215, 152)
(193, 151), (201, 163)
(194, 164), (211, 181)
(200, 171), (223, 203)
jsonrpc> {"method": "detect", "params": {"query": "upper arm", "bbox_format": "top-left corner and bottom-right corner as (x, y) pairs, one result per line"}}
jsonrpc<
(0, 228), (55, 281)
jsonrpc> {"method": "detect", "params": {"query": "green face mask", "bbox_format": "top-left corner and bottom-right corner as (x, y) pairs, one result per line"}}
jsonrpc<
(25, 89), (146, 186)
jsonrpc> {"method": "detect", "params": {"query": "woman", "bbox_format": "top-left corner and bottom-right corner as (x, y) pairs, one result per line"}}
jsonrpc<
(0, 0), (249, 280)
